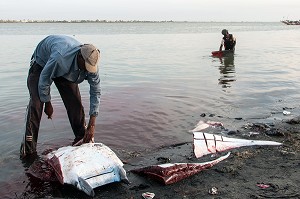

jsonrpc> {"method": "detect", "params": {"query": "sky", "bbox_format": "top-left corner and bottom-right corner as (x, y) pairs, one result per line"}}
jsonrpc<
(0, 0), (299, 22)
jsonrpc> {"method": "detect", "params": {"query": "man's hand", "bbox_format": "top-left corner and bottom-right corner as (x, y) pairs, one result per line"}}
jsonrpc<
(82, 125), (95, 143)
(82, 115), (96, 143)
(44, 101), (53, 119)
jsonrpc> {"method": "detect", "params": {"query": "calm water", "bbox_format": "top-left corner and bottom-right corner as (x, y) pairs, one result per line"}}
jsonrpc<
(0, 22), (300, 198)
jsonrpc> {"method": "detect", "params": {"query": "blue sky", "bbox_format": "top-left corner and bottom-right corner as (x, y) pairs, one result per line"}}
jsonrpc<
(1, 0), (299, 22)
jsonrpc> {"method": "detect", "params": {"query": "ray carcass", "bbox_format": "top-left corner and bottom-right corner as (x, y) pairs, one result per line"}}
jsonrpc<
(131, 152), (230, 185)
(45, 143), (129, 196)
(190, 120), (224, 132)
(193, 132), (282, 158)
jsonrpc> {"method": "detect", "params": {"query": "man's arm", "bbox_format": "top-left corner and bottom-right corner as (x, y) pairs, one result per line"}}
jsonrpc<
(38, 57), (58, 119)
(82, 71), (101, 143)
(39, 55), (69, 119)
(219, 44), (223, 51)
(232, 35), (236, 52)
(219, 39), (224, 51)
(83, 115), (96, 143)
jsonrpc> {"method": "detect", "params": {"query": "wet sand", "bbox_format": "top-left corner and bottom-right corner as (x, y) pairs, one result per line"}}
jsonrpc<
(18, 116), (300, 199)
(92, 117), (300, 199)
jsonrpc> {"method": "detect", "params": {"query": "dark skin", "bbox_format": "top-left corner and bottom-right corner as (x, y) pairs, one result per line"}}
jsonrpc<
(44, 50), (96, 144)
(219, 31), (236, 52)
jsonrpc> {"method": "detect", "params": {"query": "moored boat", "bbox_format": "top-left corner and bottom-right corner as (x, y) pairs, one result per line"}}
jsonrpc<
(281, 20), (300, 25)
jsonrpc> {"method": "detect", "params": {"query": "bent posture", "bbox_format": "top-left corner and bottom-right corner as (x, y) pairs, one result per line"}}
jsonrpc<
(219, 29), (236, 52)
(20, 35), (101, 158)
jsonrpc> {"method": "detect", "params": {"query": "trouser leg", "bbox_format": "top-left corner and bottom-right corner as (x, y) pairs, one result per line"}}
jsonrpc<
(54, 77), (86, 139)
(20, 63), (43, 158)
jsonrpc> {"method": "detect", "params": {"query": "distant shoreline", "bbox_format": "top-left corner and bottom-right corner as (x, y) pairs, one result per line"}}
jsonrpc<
(0, 20), (277, 23)
(1, 20), (176, 23)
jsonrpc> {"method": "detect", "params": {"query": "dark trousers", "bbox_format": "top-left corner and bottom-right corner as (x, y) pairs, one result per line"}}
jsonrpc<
(20, 62), (86, 157)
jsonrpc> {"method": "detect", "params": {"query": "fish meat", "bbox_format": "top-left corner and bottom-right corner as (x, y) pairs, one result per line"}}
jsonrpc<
(194, 132), (282, 158)
(131, 152), (230, 185)
(190, 120), (223, 132)
(46, 143), (129, 196)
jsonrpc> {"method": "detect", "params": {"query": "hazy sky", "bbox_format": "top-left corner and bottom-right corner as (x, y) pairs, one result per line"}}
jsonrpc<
(1, 0), (299, 22)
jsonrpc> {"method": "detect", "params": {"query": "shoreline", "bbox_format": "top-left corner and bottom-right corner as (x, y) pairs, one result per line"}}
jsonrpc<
(0, 20), (279, 23)
(24, 116), (298, 199)
(104, 118), (300, 199)
(12, 116), (300, 198)
(108, 118), (300, 198)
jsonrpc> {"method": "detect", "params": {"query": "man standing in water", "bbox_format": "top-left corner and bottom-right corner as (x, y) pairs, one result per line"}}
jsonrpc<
(20, 35), (101, 158)
(219, 29), (236, 52)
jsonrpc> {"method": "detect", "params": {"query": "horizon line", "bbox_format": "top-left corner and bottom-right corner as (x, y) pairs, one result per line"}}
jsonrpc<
(0, 19), (280, 23)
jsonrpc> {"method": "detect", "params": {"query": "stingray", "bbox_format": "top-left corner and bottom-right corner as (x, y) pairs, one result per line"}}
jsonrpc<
(193, 132), (282, 158)
(131, 152), (230, 185)
(190, 120), (223, 132)
(29, 143), (129, 197)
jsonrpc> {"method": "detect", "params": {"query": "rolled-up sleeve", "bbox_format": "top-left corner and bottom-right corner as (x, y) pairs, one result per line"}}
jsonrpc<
(87, 71), (101, 116)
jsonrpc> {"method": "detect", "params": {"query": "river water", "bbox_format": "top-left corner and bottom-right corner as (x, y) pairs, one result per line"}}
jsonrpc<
(0, 22), (299, 198)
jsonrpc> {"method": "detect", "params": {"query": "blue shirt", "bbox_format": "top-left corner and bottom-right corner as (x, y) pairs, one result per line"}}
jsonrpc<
(32, 35), (101, 116)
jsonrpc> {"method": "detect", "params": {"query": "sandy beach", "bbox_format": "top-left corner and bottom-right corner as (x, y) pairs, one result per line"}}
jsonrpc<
(15, 114), (300, 199)
(87, 117), (300, 199)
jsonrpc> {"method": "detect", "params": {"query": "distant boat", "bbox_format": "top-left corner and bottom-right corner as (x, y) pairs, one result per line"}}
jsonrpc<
(281, 20), (300, 25)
